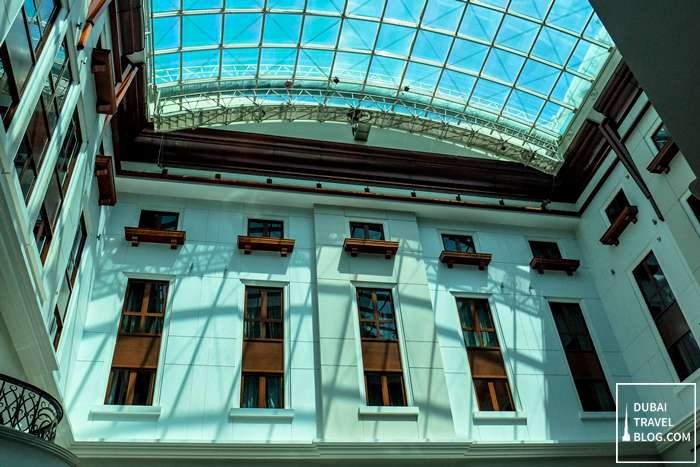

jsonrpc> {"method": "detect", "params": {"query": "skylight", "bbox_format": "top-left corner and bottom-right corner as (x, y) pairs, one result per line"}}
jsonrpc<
(146, 0), (614, 173)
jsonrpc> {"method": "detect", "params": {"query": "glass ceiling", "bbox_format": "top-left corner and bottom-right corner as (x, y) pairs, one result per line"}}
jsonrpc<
(146, 0), (614, 173)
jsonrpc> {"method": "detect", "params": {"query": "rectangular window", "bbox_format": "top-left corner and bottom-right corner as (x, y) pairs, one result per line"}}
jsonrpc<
(687, 195), (700, 224)
(56, 110), (82, 192)
(241, 287), (284, 408)
(528, 241), (562, 259)
(605, 190), (631, 224)
(33, 168), (63, 262)
(442, 234), (475, 253)
(350, 222), (384, 240)
(356, 288), (406, 407)
(105, 279), (168, 405)
(633, 253), (700, 380)
(247, 219), (283, 238)
(549, 302), (614, 411)
(138, 210), (179, 230)
(651, 124), (670, 151)
(456, 298), (514, 411)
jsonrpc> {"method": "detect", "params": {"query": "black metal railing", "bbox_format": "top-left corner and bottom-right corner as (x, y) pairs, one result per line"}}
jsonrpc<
(0, 373), (63, 442)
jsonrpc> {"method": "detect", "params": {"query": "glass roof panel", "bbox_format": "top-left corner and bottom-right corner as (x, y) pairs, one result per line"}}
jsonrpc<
(147, 0), (615, 173)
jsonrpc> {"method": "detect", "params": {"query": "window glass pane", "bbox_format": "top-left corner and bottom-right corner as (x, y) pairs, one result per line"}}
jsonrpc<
(366, 374), (383, 406)
(376, 291), (392, 319)
(474, 301), (492, 329)
(268, 222), (283, 238)
(577, 335), (593, 351)
(358, 290), (374, 319)
(119, 314), (141, 333)
(367, 224), (383, 240)
(688, 195), (700, 223)
(481, 331), (498, 347)
(360, 322), (377, 338)
(34, 210), (49, 254)
(132, 371), (154, 405)
(56, 119), (77, 187)
(242, 376), (259, 408)
(457, 299), (475, 329)
(633, 268), (656, 301)
(14, 137), (36, 200)
(245, 321), (262, 338)
(147, 283), (167, 313)
(126, 282), (145, 312)
(246, 288), (262, 318)
(351, 224), (365, 239)
(160, 214), (178, 230)
(379, 322), (397, 339)
(459, 236), (475, 253)
(56, 273), (71, 319)
(552, 310), (568, 334)
(143, 316), (164, 334)
(651, 125), (669, 151)
(605, 191), (630, 224)
(107, 370), (130, 405)
(592, 381), (614, 411)
(463, 330), (479, 347)
(492, 380), (513, 411)
(560, 333), (575, 350)
(669, 334), (700, 381)
(442, 235), (457, 251)
(5, 12), (35, 95)
(568, 308), (587, 333)
(266, 376), (282, 408)
(386, 374), (405, 406)
(266, 322), (283, 339)
(474, 379), (494, 411)
(42, 78), (57, 132)
(26, 98), (49, 170)
(266, 290), (282, 319)
(138, 210), (158, 229)
(43, 170), (62, 228)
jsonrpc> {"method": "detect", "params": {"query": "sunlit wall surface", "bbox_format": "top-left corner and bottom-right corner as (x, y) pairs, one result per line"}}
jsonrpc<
(147, 0), (614, 167)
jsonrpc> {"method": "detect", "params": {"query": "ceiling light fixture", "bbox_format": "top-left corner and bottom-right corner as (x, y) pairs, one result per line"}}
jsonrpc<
(332, 77), (339, 84)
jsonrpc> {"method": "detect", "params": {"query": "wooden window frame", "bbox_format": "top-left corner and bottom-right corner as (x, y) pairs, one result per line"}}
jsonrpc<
(104, 369), (156, 406)
(247, 219), (284, 238)
(138, 210), (180, 231)
(350, 222), (385, 240)
(357, 288), (398, 341)
(441, 234), (475, 253)
(549, 302), (614, 411)
(456, 298), (514, 411)
(364, 372), (406, 407)
(240, 373), (284, 409)
(118, 280), (168, 336)
(244, 287), (284, 341)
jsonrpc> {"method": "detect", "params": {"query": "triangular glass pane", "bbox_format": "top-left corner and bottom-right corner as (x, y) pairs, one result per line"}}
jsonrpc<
(223, 14), (262, 45)
(267, 0), (305, 10)
(297, 49), (335, 77)
(347, 0), (384, 17)
(263, 14), (302, 44)
(583, 13), (613, 45)
(478, 0), (509, 8)
(402, 61), (441, 92)
(551, 71), (591, 107)
(447, 39), (488, 73)
(384, 0), (426, 24)
(470, 79), (510, 113)
(153, 17), (181, 50)
(332, 52), (371, 80)
(530, 26), (577, 66)
(183, 14), (222, 47)
(259, 48), (298, 75)
(306, 0), (344, 13)
(567, 40), (609, 78)
(183, 0), (222, 10)
(339, 19), (379, 51)
(495, 15), (539, 53)
(507, 0), (552, 20)
(154, 53), (181, 84)
(437, 70), (476, 101)
(537, 101), (573, 133)
(221, 48), (259, 77)
(459, 5), (504, 43)
(376, 24), (415, 57)
(547, 0), (593, 34)
(482, 48), (525, 84)
(182, 50), (220, 80)
(368, 56), (406, 86)
(152, 0), (180, 13)
(302, 15), (341, 46)
(411, 30), (452, 63)
(422, 0), (464, 33)
(517, 59), (560, 96)
(505, 89), (545, 123)
(226, 0), (263, 7)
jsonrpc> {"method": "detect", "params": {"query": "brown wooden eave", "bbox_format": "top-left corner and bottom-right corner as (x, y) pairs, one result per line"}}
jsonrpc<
(647, 138), (680, 174)
(95, 155), (117, 206)
(439, 251), (492, 270)
(343, 238), (399, 259)
(125, 227), (186, 249)
(600, 205), (639, 246)
(529, 257), (580, 276)
(237, 236), (295, 257)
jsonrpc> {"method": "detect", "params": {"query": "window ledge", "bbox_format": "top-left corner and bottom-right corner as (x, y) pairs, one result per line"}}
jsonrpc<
(90, 405), (161, 419)
(580, 411), (617, 420)
(358, 406), (419, 420)
(472, 411), (527, 423)
(229, 408), (294, 420)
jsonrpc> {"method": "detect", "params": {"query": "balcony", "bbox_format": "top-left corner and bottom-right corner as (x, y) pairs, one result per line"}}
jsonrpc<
(343, 238), (399, 259)
(600, 205), (638, 246)
(439, 251), (492, 270)
(124, 227), (186, 249)
(0, 373), (63, 442)
(237, 236), (295, 257)
(647, 137), (679, 174)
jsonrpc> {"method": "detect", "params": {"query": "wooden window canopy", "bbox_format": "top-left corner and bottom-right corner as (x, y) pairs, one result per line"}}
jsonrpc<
(647, 137), (679, 174)
(95, 155), (117, 206)
(600, 205), (638, 246)
(237, 236), (295, 257)
(440, 251), (492, 270)
(91, 49), (117, 115)
(125, 227), (186, 249)
(530, 257), (580, 276)
(344, 238), (399, 259)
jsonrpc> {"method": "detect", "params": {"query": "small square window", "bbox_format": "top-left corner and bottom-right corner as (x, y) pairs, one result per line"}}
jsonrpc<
(241, 374), (284, 408)
(350, 222), (384, 240)
(365, 373), (406, 407)
(604, 190), (630, 224)
(138, 210), (179, 230)
(248, 219), (283, 238)
(528, 241), (562, 259)
(442, 234), (475, 253)
(651, 124), (670, 151)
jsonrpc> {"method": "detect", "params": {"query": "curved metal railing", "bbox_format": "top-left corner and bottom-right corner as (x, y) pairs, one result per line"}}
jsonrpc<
(0, 373), (63, 442)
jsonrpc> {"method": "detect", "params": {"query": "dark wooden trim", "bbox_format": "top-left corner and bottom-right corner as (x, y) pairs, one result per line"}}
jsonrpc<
(124, 226), (186, 249)
(78, 0), (114, 49)
(529, 257), (580, 276)
(91, 49), (117, 115)
(593, 61), (641, 123)
(95, 155), (117, 206)
(237, 236), (295, 257)
(600, 205), (639, 246)
(344, 238), (399, 259)
(439, 251), (492, 270)
(647, 137), (680, 174)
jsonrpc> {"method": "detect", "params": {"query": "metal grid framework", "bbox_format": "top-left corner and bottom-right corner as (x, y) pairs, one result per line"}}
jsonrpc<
(146, 0), (614, 173)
